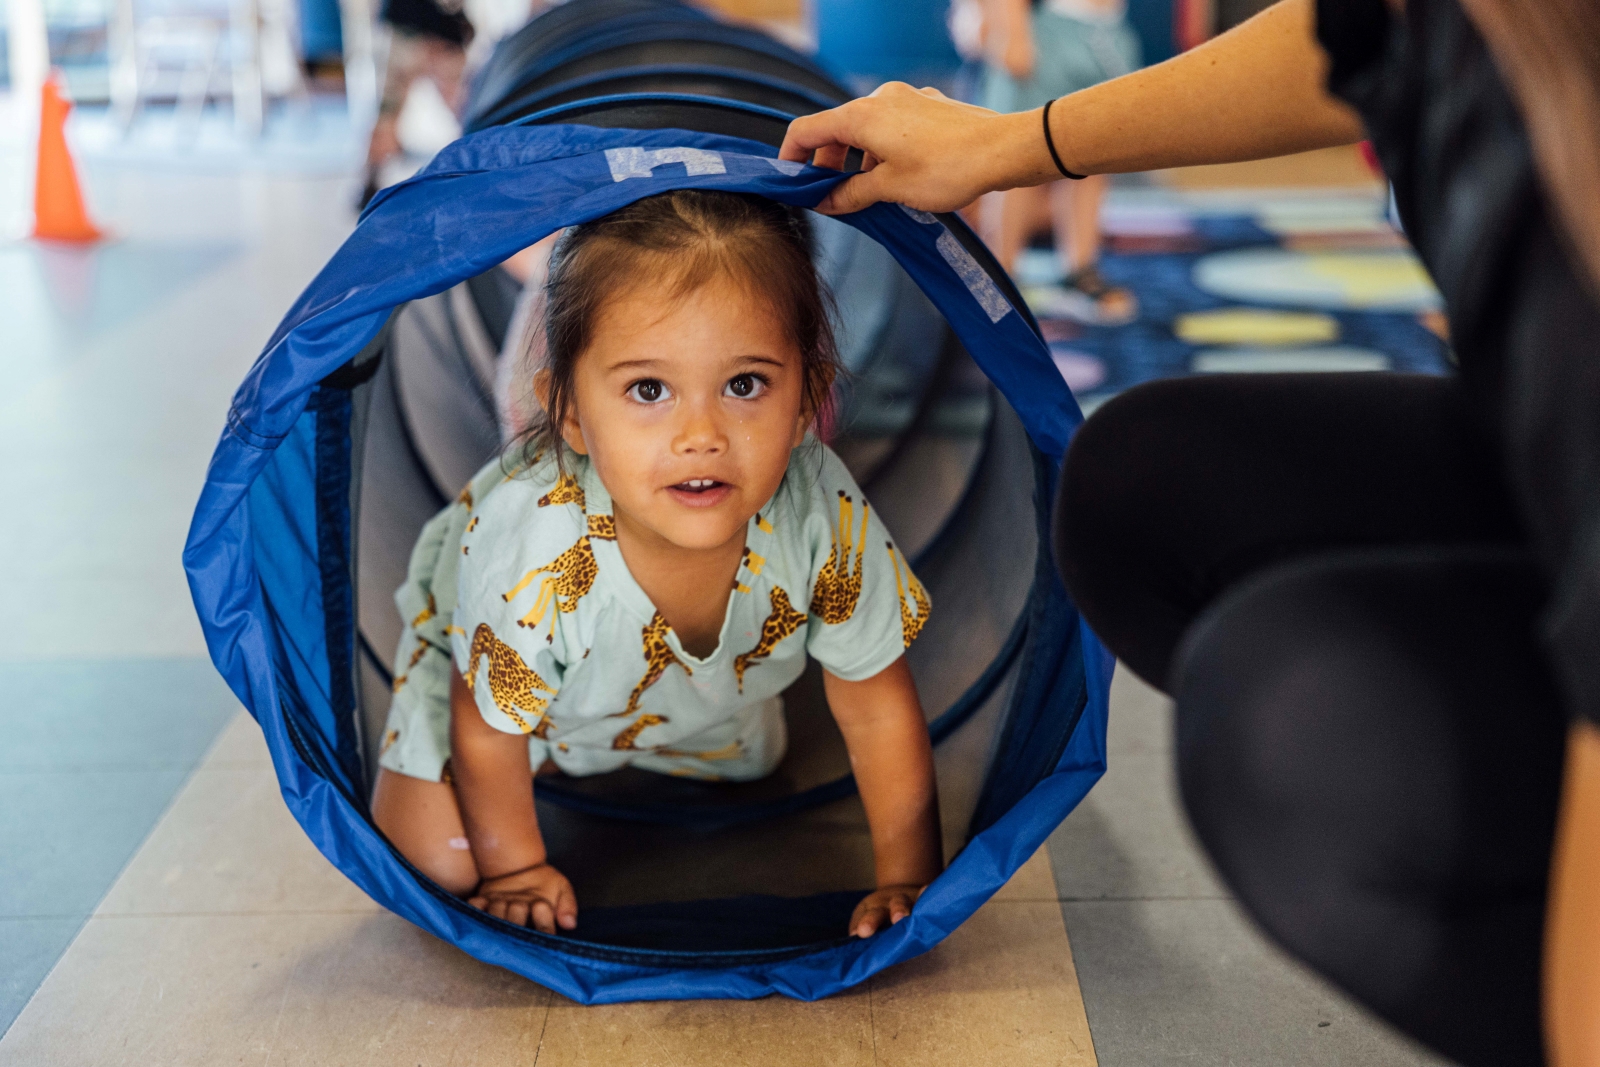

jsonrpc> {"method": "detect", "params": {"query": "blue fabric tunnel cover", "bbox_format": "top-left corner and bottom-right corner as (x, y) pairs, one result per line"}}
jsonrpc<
(184, 123), (1115, 1003)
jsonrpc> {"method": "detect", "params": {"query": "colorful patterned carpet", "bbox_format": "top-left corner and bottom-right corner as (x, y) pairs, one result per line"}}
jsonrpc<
(1017, 187), (1452, 413)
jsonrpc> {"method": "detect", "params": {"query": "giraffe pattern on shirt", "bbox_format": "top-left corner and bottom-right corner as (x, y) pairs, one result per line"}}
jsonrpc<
(887, 543), (931, 649)
(734, 586), (807, 693)
(621, 612), (690, 718)
(391, 638), (433, 693)
(611, 713), (667, 750)
(466, 623), (557, 737)
(810, 491), (870, 624)
(538, 473), (585, 509)
(502, 513), (618, 632)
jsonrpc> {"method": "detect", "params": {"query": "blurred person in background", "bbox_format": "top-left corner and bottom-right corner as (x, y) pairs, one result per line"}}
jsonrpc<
(980, 0), (1140, 322)
(359, 0), (474, 208)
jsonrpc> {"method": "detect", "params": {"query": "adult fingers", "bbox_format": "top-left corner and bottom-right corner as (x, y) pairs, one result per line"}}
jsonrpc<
(780, 102), (862, 162)
(531, 899), (556, 935)
(814, 143), (851, 172)
(816, 167), (892, 216)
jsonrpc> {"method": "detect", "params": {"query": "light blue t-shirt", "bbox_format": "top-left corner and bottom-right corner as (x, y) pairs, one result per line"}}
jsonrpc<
(378, 439), (930, 782)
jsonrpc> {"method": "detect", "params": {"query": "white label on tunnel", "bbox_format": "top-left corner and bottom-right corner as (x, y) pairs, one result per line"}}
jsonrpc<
(900, 205), (939, 225)
(605, 147), (728, 182)
(765, 157), (805, 176)
(937, 229), (1012, 323)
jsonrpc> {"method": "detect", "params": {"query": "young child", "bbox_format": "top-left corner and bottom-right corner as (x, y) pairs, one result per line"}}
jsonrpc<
(370, 189), (941, 939)
(980, 0), (1141, 322)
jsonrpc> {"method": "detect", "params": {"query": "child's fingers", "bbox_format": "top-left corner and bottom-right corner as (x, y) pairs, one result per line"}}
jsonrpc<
(506, 899), (531, 928)
(852, 903), (890, 938)
(467, 894), (488, 911)
(531, 899), (557, 935)
(889, 894), (914, 924)
(556, 884), (578, 930)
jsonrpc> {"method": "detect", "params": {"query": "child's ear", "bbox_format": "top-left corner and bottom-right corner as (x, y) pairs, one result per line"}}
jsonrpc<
(535, 368), (589, 455)
(561, 412), (589, 456)
(558, 398), (589, 457)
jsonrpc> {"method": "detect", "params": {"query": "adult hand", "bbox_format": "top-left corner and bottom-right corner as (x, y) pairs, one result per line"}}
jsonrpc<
(779, 82), (1050, 215)
(469, 861), (578, 933)
(849, 883), (925, 937)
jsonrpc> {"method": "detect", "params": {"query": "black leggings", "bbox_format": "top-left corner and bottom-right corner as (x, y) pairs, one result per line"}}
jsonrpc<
(1054, 374), (1567, 1067)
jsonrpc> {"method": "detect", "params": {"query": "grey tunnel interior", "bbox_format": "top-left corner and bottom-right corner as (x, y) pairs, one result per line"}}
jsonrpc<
(342, 0), (1050, 951)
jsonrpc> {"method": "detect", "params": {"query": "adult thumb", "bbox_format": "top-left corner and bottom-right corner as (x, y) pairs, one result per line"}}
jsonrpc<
(817, 168), (891, 216)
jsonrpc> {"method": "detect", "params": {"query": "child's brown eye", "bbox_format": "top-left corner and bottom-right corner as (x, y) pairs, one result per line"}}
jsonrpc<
(628, 379), (667, 403)
(726, 374), (765, 399)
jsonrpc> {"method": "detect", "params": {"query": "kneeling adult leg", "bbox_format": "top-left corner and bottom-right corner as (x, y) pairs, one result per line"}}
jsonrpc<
(1174, 548), (1565, 1067)
(1054, 373), (1519, 691)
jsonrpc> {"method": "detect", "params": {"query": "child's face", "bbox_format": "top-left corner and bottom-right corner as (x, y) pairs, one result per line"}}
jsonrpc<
(560, 270), (809, 553)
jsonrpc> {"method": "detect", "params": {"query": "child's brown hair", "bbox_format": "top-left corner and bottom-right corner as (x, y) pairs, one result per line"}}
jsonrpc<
(517, 189), (841, 469)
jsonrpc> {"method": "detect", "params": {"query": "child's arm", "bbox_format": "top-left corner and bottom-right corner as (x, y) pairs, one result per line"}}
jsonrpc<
(449, 670), (577, 933)
(987, 0), (1035, 79)
(824, 656), (943, 938)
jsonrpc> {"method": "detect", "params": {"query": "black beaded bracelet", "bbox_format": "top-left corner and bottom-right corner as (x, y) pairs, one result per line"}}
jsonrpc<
(1042, 98), (1086, 180)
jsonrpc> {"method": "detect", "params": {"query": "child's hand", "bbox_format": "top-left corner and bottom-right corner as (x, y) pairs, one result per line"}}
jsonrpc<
(469, 862), (578, 934)
(849, 884), (925, 938)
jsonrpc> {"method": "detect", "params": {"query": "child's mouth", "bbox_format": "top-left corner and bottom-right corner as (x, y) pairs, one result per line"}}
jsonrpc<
(666, 478), (733, 508)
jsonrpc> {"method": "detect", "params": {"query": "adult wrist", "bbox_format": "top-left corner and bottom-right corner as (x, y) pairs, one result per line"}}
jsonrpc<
(990, 108), (1071, 191)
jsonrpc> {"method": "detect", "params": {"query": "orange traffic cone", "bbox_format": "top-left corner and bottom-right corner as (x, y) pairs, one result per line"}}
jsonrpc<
(32, 72), (103, 243)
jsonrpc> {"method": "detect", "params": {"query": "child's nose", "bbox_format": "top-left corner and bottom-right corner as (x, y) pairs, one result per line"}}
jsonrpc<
(673, 402), (727, 455)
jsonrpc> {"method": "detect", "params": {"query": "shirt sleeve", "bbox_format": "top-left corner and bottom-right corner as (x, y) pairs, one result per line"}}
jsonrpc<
(388, 492), (472, 730)
(449, 472), (567, 737)
(802, 448), (932, 682)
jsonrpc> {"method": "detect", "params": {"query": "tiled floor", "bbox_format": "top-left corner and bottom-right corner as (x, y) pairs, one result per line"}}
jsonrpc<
(1, 100), (1452, 1063)
(1049, 671), (1449, 1066)
(0, 97), (358, 1035)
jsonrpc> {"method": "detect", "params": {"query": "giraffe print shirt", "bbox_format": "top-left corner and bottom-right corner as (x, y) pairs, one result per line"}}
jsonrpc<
(377, 438), (930, 783)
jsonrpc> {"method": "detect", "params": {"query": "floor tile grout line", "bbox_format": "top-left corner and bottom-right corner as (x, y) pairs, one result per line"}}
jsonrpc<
(88, 909), (388, 918)
(529, 986), (554, 1065)
(867, 975), (880, 1066)
(1055, 895), (1234, 902)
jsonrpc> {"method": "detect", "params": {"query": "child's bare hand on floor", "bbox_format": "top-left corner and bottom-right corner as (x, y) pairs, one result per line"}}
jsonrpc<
(469, 863), (577, 933)
(850, 884), (924, 938)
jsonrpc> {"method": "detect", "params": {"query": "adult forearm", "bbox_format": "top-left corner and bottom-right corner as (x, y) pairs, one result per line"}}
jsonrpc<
(1547, 720), (1600, 1067)
(1049, 0), (1365, 177)
(782, 0), (1366, 215)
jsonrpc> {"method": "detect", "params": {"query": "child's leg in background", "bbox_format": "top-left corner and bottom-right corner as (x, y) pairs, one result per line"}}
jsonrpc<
(365, 30), (426, 177)
(983, 184), (1051, 273)
(1052, 174), (1105, 276)
(1052, 173), (1135, 317)
(420, 35), (467, 112)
